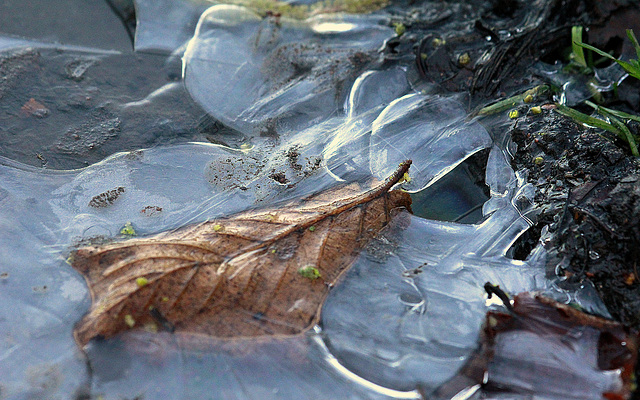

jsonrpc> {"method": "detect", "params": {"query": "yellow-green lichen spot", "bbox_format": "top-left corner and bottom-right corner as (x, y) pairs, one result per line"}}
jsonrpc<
(298, 265), (321, 280)
(120, 222), (136, 236)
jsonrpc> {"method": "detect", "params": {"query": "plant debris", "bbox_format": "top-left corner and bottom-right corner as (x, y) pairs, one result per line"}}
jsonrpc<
(435, 292), (638, 399)
(297, 265), (321, 280)
(20, 98), (49, 118)
(88, 187), (125, 208)
(70, 162), (412, 347)
(140, 205), (162, 216)
(119, 222), (136, 236)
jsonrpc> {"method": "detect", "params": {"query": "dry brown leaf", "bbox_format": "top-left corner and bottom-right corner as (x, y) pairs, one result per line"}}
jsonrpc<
(71, 161), (412, 347)
(433, 291), (638, 400)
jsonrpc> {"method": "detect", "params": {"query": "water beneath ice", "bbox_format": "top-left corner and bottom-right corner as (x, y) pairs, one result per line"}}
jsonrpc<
(0, 1), (619, 399)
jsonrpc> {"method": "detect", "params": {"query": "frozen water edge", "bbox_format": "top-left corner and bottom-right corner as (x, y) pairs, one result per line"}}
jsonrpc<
(320, 149), (547, 393)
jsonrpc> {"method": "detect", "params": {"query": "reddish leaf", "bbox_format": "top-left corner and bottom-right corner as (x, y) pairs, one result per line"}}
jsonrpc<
(435, 291), (638, 400)
(71, 162), (412, 347)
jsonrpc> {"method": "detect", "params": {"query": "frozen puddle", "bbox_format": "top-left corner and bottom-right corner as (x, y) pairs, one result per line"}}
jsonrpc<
(0, 2), (632, 399)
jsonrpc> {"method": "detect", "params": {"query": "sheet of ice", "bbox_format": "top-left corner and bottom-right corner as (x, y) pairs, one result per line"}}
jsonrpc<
(488, 328), (622, 399)
(0, 143), (344, 398)
(0, 124), (518, 400)
(0, 129), (546, 399)
(138, 0), (492, 192)
(534, 62), (628, 106)
(369, 93), (492, 192)
(182, 5), (394, 137)
(0, 25), (562, 399)
(323, 68), (492, 192)
(0, 161), (89, 399)
(84, 332), (413, 400)
(321, 166), (546, 392)
(323, 67), (412, 182)
(134, 0), (212, 53)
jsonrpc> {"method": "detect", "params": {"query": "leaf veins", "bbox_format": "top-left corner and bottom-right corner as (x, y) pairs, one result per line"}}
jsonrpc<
(71, 161), (412, 347)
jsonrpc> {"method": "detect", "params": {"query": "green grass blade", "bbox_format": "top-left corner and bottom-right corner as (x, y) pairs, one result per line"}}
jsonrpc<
(573, 41), (617, 61)
(585, 100), (640, 124)
(571, 26), (587, 67)
(617, 60), (640, 80)
(555, 103), (620, 134)
(576, 40), (640, 80)
(581, 101), (640, 157)
(602, 112), (640, 157)
(476, 86), (549, 116)
(627, 29), (640, 61)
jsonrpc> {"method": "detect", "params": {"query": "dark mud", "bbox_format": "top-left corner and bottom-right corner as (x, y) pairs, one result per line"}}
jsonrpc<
(505, 101), (640, 399)
(508, 105), (640, 325)
(389, 0), (640, 101)
(0, 45), (215, 169)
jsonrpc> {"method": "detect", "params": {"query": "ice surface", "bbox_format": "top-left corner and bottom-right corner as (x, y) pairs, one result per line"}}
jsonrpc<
(489, 328), (622, 399)
(134, 0), (212, 53)
(322, 174), (544, 391)
(0, 126), (542, 399)
(0, 3), (619, 400)
(534, 62), (629, 106)
(369, 94), (492, 192)
(182, 5), (394, 137)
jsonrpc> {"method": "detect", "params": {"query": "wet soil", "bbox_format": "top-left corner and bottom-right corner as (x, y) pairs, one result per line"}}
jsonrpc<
(0, 0), (131, 51)
(507, 106), (640, 326)
(507, 101), (640, 399)
(0, 46), (216, 169)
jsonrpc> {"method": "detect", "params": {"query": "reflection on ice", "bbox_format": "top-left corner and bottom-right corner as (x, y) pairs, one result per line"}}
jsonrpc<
(322, 171), (545, 391)
(345, 68), (410, 119)
(369, 94), (491, 192)
(312, 21), (358, 33)
(86, 332), (417, 400)
(182, 5), (393, 137)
